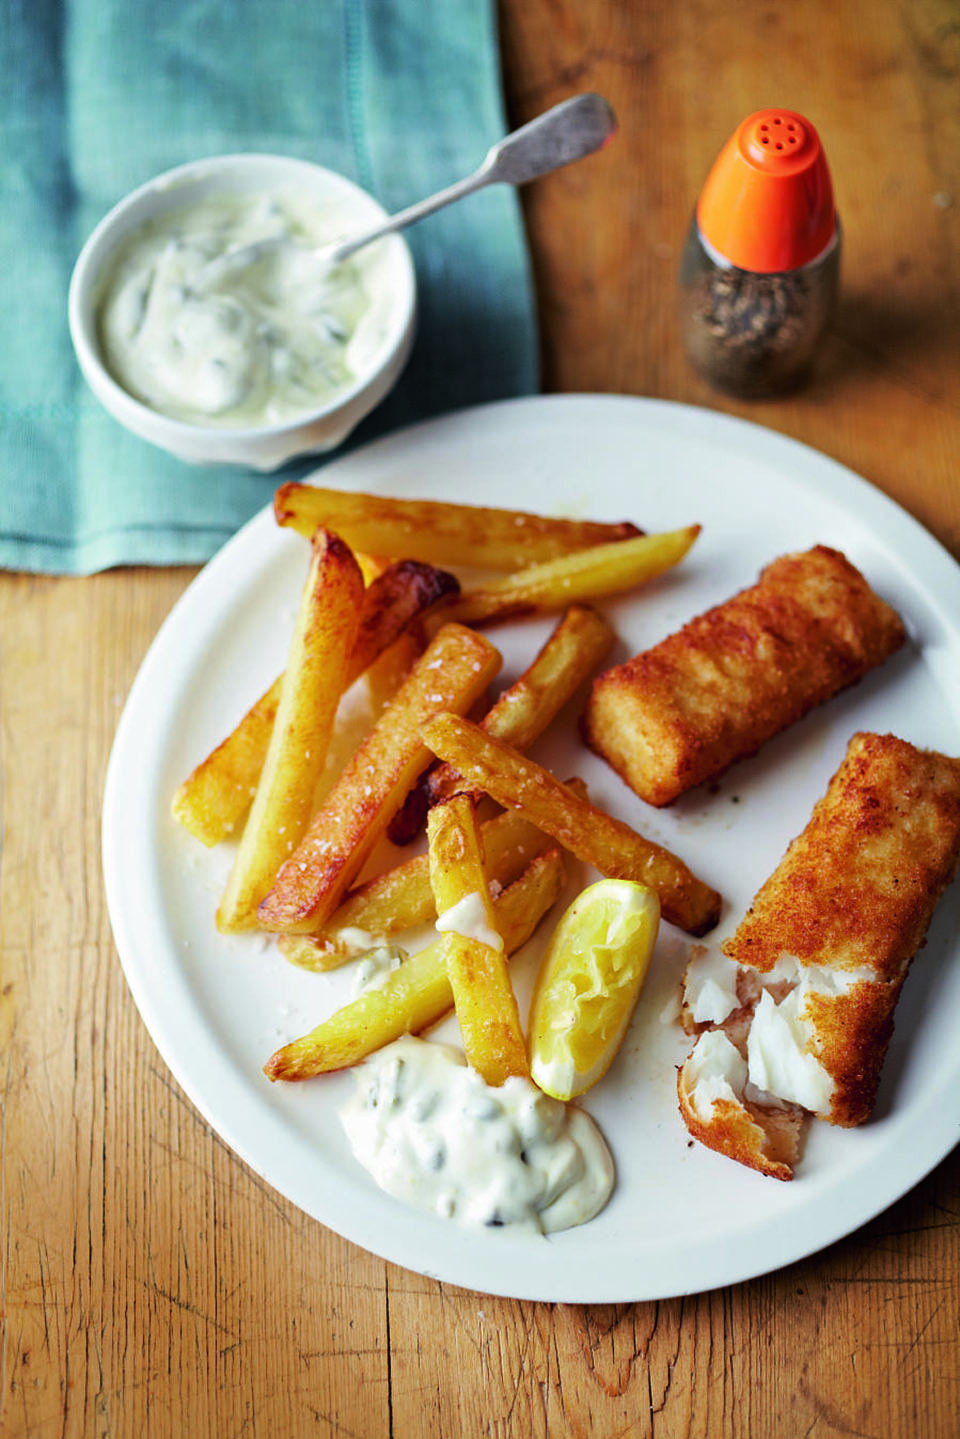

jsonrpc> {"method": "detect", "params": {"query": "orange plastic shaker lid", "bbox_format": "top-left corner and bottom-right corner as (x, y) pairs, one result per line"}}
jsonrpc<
(696, 109), (836, 273)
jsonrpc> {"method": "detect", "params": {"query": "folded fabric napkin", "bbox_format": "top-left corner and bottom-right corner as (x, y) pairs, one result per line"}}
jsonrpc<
(0, 0), (538, 574)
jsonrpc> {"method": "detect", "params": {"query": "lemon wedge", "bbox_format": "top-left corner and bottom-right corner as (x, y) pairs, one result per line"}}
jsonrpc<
(527, 879), (661, 1100)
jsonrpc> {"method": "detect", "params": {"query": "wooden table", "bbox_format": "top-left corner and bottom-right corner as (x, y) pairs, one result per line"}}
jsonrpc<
(4, 1), (960, 1433)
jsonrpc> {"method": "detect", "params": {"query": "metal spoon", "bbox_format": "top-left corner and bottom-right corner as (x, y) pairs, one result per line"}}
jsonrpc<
(199, 92), (616, 285)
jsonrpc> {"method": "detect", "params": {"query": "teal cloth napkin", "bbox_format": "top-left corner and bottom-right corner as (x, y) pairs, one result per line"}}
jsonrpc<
(0, 0), (538, 574)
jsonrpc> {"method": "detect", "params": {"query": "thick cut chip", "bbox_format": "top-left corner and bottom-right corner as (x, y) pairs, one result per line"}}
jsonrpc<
(442, 527), (700, 626)
(389, 602), (613, 843)
(264, 848), (565, 1080)
(172, 675), (283, 847)
(348, 559), (459, 677)
(172, 558), (458, 846)
(277, 795), (585, 971)
(420, 712), (721, 937)
(428, 794), (529, 1086)
(256, 624), (501, 933)
(364, 624), (427, 717)
(273, 481), (642, 569)
(216, 531), (364, 932)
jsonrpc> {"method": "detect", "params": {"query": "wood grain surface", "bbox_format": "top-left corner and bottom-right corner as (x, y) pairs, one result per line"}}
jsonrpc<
(4, 1), (960, 1435)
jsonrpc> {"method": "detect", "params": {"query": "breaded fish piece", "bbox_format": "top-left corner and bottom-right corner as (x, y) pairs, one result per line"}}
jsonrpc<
(677, 733), (960, 1179)
(677, 1029), (806, 1182)
(582, 546), (906, 807)
(723, 732), (960, 1128)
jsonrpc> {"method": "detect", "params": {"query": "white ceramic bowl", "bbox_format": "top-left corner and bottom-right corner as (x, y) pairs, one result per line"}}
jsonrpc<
(68, 154), (417, 471)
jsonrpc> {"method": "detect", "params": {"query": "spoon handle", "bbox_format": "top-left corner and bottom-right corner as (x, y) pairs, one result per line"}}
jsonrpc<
(324, 92), (617, 265)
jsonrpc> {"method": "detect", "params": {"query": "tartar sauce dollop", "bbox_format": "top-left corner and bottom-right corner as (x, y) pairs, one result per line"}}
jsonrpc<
(97, 191), (381, 426)
(340, 1036), (615, 1233)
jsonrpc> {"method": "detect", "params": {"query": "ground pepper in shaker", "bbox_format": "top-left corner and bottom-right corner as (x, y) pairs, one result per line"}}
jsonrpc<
(679, 109), (840, 398)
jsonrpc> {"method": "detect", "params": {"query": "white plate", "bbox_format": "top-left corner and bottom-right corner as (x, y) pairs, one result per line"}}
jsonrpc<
(103, 394), (960, 1302)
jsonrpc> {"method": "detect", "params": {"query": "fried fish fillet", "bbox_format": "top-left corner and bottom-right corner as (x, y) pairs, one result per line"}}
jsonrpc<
(724, 731), (960, 1126)
(582, 546), (906, 807)
(678, 733), (960, 1177)
(677, 1029), (806, 1182)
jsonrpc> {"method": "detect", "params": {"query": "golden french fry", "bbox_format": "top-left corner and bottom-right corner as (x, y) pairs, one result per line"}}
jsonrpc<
(172, 675), (283, 847)
(389, 602), (613, 843)
(462, 604), (613, 754)
(443, 526), (701, 626)
(264, 847), (565, 1081)
(256, 624), (502, 934)
(348, 559), (459, 678)
(216, 532), (365, 933)
(273, 482), (642, 570)
(353, 552), (392, 584)
(364, 622), (427, 717)
(420, 712), (722, 937)
(172, 558), (458, 846)
(428, 794), (529, 1085)
(277, 792), (585, 971)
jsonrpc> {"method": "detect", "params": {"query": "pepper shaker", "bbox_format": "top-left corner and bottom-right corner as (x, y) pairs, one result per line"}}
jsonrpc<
(679, 109), (840, 398)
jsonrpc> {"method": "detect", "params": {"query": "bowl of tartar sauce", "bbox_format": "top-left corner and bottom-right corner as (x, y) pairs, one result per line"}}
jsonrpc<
(68, 154), (417, 470)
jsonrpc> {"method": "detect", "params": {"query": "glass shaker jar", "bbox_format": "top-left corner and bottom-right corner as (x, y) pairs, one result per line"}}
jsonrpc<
(679, 109), (840, 398)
